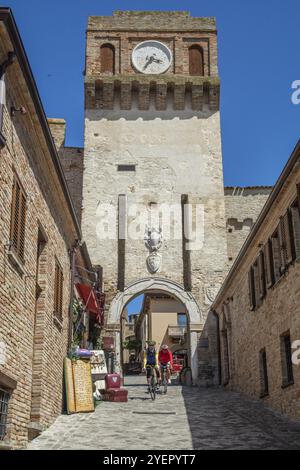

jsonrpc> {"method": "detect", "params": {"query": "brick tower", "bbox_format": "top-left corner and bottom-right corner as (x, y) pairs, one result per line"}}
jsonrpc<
(82, 11), (228, 382)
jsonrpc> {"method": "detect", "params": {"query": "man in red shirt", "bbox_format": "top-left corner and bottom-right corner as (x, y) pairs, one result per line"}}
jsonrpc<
(158, 344), (173, 385)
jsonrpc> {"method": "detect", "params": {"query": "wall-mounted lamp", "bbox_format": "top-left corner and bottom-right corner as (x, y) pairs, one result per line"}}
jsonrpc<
(11, 105), (27, 117)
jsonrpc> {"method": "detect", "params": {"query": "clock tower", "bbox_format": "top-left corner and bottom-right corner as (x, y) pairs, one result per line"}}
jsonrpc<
(82, 11), (228, 382)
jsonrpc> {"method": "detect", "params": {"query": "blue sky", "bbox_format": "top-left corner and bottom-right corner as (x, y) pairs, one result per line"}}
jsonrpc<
(4, 0), (300, 187)
(3, 1), (300, 314)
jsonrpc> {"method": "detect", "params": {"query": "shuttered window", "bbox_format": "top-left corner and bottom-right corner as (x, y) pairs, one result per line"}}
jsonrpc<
(189, 45), (204, 76)
(248, 266), (256, 310)
(291, 200), (300, 259)
(264, 240), (274, 288)
(100, 44), (115, 75)
(278, 212), (294, 272)
(271, 231), (281, 283)
(258, 251), (266, 299)
(10, 175), (27, 262)
(253, 261), (261, 308)
(54, 260), (63, 321)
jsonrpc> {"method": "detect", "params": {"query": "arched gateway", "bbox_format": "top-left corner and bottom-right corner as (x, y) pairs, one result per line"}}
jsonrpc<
(107, 278), (203, 384)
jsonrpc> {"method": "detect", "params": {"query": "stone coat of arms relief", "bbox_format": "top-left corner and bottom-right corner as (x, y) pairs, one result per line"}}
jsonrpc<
(144, 227), (162, 274)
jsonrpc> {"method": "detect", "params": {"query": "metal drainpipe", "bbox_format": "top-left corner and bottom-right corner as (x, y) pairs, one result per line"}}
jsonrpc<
(68, 241), (79, 351)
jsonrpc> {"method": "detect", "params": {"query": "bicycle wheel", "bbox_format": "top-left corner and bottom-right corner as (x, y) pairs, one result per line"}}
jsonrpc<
(162, 370), (168, 394)
(150, 374), (156, 401)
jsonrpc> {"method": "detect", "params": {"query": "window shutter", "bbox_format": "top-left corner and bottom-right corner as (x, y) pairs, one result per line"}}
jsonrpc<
(10, 180), (20, 250)
(54, 261), (63, 320)
(264, 240), (274, 288)
(100, 44), (115, 74)
(258, 251), (266, 299)
(284, 210), (294, 264)
(253, 262), (261, 307)
(54, 263), (58, 315)
(297, 183), (300, 216)
(10, 176), (27, 261)
(291, 205), (300, 258)
(271, 235), (281, 282)
(278, 217), (287, 273)
(248, 267), (256, 311)
(59, 269), (63, 318)
(189, 46), (204, 76)
(18, 192), (26, 261)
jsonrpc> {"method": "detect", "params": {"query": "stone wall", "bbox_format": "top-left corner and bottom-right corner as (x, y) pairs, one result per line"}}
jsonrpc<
(82, 106), (228, 326)
(212, 154), (300, 421)
(225, 187), (272, 262)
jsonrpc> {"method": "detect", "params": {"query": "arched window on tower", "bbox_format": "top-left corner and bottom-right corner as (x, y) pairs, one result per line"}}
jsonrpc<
(100, 44), (115, 75)
(189, 45), (204, 76)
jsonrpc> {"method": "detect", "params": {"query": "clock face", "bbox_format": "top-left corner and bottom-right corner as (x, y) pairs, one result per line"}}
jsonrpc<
(132, 41), (172, 75)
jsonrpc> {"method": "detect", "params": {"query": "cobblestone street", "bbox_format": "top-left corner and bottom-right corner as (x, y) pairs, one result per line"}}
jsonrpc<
(27, 376), (300, 450)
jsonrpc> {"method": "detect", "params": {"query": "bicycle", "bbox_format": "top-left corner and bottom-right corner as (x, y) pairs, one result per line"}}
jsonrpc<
(160, 364), (169, 394)
(146, 365), (158, 401)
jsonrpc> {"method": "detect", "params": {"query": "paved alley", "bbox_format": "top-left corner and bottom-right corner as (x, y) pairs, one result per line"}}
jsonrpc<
(27, 376), (300, 450)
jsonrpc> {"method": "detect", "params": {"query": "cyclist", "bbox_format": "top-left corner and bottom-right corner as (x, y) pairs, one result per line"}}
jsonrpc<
(158, 344), (173, 385)
(143, 341), (160, 392)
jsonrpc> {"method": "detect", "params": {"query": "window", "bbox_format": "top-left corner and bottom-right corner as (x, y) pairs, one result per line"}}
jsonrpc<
(278, 212), (294, 272)
(248, 265), (256, 310)
(189, 45), (204, 76)
(0, 389), (9, 440)
(36, 227), (47, 300)
(263, 239), (274, 288)
(290, 195), (300, 259)
(280, 331), (294, 388)
(177, 313), (187, 327)
(259, 349), (269, 398)
(10, 174), (26, 262)
(271, 230), (281, 283)
(54, 259), (64, 321)
(117, 164), (136, 172)
(100, 44), (115, 75)
(248, 256), (265, 310)
(258, 251), (266, 299)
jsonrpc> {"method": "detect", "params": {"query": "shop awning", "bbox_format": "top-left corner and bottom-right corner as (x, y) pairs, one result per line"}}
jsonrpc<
(75, 283), (101, 315)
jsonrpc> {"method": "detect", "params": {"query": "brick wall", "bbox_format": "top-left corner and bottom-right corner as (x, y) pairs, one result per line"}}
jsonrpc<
(213, 160), (300, 421)
(48, 119), (84, 225)
(0, 20), (79, 446)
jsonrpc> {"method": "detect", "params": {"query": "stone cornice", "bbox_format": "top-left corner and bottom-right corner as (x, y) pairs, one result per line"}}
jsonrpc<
(88, 11), (217, 33)
(85, 75), (220, 111)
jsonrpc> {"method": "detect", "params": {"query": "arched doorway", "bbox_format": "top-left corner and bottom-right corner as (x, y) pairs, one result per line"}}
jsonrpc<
(107, 278), (203, 384)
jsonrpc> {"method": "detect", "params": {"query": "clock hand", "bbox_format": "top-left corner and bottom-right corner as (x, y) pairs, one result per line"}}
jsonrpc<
(143, 55), (154, 70)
